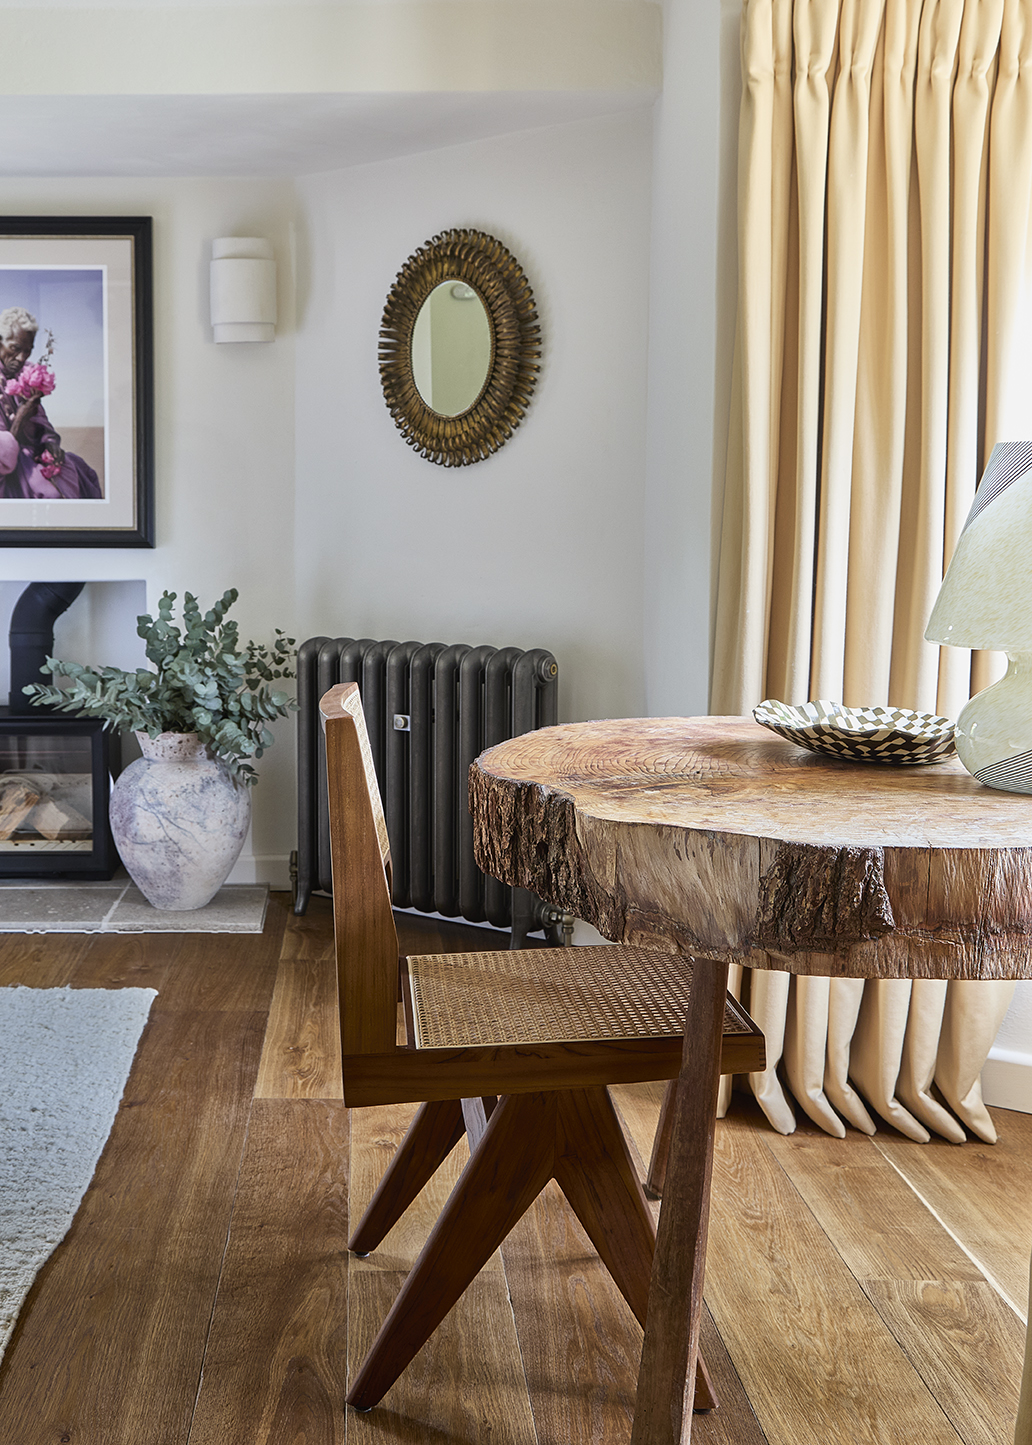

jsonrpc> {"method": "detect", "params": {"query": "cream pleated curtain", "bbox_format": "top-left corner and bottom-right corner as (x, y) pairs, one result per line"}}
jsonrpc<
(713, 0), (1032, 1144)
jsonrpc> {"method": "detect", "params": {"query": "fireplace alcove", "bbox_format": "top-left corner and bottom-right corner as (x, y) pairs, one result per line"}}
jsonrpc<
(0, 582), (119, 879)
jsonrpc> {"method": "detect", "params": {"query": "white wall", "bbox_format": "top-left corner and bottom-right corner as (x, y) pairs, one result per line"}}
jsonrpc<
(0, 580), (147, 705)
(0, 177), (298, 882)
(0, 116), (656, 887)
(642, 0), (740, 716)
(984, 986), (1032, 1115)
(293, 108), (655, 726)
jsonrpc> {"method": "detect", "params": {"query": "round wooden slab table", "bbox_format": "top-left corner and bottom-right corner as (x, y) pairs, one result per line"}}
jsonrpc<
(470, 715), (1032, 1445)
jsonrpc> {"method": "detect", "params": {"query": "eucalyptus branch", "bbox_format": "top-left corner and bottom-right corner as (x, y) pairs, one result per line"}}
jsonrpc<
(23, 588), (297, 785)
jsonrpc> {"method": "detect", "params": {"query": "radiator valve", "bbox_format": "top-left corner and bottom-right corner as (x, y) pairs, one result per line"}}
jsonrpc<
(542, 905), (576, 947)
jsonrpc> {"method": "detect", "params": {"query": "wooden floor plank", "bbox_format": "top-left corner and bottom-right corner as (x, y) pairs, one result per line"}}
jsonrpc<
(702, 1108), (965, 1445)
(71, 929), (184, 993)
(395, 912), (513, 957)
(693, 1307), (771, 1445)
(874, 1108), (1032, 1315)
(0, 1003), (266, 1444)
(188, 1098), (350, 1445)
(156, 896), (288, 1015)
(2, 904), (1030, 1445)
(764, 1116), (1025, 1445)
(609, 1079), (668, 1178)
(345, 1098), (537, 1445)
(255, 907), (341, 1099)
(0, 929), (93, 987)
(500, 1173), (768, 1445)
(763, 1119), (987, 1283)
(865, 1278), (1024, 1445)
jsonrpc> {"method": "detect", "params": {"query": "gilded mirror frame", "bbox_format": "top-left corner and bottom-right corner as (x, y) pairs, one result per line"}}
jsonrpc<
(379, 229), (541, 467)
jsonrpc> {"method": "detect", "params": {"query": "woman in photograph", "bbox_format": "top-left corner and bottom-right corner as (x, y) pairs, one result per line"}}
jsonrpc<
(0, 306), (101, 500)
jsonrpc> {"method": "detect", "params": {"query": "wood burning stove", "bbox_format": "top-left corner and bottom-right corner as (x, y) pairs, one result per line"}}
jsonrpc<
(0, 583), (118, 879)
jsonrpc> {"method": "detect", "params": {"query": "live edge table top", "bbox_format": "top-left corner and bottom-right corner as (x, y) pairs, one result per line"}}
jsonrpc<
(470, 715), (1032, 983)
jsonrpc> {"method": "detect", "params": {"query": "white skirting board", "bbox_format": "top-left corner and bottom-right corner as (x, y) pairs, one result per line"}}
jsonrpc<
(982, 1047), (1032, 1115)
(226, 852), (292, 891)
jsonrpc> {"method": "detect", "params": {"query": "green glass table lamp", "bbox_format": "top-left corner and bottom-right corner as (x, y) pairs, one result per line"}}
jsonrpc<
(925, 440), (1032, 792)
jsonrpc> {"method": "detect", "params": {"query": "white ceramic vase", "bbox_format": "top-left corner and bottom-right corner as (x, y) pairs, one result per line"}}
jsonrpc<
(109, 731), (251, 910)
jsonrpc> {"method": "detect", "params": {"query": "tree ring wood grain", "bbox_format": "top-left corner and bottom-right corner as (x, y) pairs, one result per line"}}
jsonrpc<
(379, 229), (541, 467)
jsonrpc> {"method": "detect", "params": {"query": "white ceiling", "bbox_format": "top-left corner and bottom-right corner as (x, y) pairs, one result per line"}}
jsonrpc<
(0, 91), (654, 177)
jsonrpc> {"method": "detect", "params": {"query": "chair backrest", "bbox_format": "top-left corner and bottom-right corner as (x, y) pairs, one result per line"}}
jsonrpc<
(320, 682), (400, 1056)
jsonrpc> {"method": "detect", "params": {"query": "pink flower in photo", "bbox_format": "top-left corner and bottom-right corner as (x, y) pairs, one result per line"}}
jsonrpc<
(38, 449), (61, 481)
(6, 362), (56, 400)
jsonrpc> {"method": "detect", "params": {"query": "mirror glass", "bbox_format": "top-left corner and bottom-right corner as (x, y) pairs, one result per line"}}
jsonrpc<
(410, 281), (492, 417)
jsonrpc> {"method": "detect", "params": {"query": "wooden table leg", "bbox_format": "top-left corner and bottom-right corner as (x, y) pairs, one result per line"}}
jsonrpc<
(630, 955), (729, 1445)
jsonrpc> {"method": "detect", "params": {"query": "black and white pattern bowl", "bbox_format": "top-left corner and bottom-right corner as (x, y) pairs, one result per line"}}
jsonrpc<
(752, 699), (957, 766)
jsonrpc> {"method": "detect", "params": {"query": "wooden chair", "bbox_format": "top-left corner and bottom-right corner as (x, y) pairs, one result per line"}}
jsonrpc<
(321, 682), (766, 1412)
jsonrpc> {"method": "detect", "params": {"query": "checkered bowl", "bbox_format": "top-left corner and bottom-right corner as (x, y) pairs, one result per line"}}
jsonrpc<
(752, 699), (957, 766)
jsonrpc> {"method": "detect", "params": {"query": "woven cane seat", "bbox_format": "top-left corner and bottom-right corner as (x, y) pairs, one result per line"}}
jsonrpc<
(406, 944), (752, 1050)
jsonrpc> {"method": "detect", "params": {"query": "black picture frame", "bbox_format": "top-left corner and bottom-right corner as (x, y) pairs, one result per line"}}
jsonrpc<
(0, 216), (153, 548)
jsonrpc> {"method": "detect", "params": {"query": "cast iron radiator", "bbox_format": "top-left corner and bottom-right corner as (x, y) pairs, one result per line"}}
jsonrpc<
(294, 637), (560, 944)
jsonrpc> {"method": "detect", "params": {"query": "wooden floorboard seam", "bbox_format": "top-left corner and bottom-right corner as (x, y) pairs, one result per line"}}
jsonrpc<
(872, 1140), (1029, 1323)
(757, 1123), (1025, 1318)
(854, 1274), (1005, 1445)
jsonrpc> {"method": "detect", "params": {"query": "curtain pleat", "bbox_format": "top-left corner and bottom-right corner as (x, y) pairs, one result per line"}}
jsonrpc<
(942, 0), (1003, 717)
(714, 0), (796, 706)
(986, 0), (1032, 448)
(782, 975), (845, 1134)
(715, 0), (1030, 1145)
(937, 979), (1017, 1139)
(849, 0), (922, 704)
(812, 0), (886, 700)
(893, 0), (963, 713)
(849, 978), (931, 1141)
(897, 978), (968, 1141)
(974, 0), (1032, 698)
(746, 969), (796, 1131)
(767, 0), (839, 696)
(824, 977), (879, 1130)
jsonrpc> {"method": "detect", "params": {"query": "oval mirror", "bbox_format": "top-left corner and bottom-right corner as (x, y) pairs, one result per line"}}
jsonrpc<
(380, 229), (541, 467)
(411, 281), (493, 417)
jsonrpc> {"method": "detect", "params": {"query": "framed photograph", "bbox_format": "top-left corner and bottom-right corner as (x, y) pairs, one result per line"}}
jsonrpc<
(0, 216), (153, 548)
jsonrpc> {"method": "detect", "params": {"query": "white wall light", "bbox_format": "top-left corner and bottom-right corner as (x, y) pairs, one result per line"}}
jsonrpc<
(210, 237), (276, 343)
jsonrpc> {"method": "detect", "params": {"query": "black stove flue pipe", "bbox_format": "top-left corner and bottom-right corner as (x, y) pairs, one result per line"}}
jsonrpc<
(9, 582), (85, 713)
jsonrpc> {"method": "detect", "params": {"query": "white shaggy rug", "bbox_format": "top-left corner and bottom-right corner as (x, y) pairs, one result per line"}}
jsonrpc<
(0, 985), (157, 1359)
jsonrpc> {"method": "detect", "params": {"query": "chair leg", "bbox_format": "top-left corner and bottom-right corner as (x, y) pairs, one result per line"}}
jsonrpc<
(554, 1087), (658, 1328)
(554, 1088), (718, 1414)
(347, 1091), (559, 1410)
(460, 1094), (498, 1151)
(348, 1098), (465, 1255)
(645, 1078), (677, 1198)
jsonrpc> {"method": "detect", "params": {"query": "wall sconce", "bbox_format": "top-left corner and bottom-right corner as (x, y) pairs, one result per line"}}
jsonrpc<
(209, 238), (276, 343)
